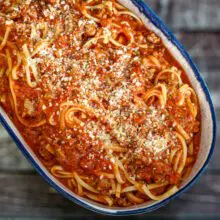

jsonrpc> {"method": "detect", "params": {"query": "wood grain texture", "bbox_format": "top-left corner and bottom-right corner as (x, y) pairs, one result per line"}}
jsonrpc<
(0, 173), (219, 217)
(0, 0), (219, 218)
(147, 0), (220, 31)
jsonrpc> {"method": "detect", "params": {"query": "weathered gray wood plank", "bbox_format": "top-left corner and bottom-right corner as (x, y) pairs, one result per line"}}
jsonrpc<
(145, 0), (220, 31)
(177, 32), (220, 71)
(0, 133), (33, 172)
(0, 173), (219, 217)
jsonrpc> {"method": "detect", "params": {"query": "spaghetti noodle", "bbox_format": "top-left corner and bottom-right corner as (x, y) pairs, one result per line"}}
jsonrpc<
(0, 0), (200, 207)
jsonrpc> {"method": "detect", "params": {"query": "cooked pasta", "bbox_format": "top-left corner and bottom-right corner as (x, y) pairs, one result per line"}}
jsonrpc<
(0, 0), (200, 207)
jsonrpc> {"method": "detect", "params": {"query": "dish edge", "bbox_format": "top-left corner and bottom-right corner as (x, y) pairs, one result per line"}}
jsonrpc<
(0, 0), (217, 216)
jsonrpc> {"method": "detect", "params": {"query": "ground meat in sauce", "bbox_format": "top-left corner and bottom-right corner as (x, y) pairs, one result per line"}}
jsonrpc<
(0, 0), (200, 207)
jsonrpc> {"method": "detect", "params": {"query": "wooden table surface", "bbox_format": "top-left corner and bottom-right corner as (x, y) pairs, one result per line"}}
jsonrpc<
(0, 0), (220, 219)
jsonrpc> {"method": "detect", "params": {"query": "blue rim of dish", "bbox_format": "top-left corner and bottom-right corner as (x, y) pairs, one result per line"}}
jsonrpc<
(0, 0), (216, 216)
